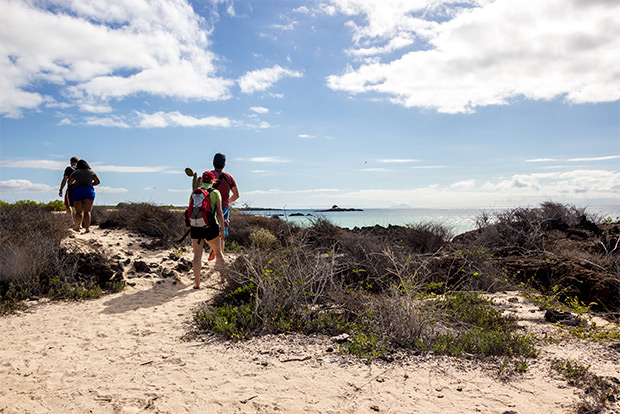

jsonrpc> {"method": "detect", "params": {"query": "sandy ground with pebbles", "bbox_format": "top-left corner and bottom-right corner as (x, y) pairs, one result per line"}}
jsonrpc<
(1, 226), (619, 414)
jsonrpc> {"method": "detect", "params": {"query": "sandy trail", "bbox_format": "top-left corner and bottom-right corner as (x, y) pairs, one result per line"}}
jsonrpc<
(1, 226), (618, 413)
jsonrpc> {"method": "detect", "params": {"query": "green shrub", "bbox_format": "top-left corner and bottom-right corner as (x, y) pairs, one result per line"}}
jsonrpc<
(551, 358), (619, 412)
(249, 228), (278, 249)
(194, 303), (257, 340)
(0, 199), (66, 211)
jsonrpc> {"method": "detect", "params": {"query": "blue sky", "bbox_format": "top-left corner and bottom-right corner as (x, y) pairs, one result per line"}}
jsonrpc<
(1, 0), (619, 209)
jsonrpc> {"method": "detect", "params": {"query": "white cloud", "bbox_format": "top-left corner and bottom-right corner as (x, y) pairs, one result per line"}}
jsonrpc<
(293, 6), (311, 14)
(326, 0), (620, 113)
(95, 185), (128, 193)
(80, 103), (113, 114)
(378, 158), (420, 163)
(0, 159), (66, 170)
(250, 106), (269, 114)
(362, 168), (390, 172)
(136, 111), (232, 128)
(299, 134), (316, 139)
(270, 21), (298, 31)
(0, 179), (54, 193)
(238, 65), (303, 94)
(568, 155), (620, 162)
(0, 0), (233, 118)
(525, 158), (557, 163)
(85, 116), (130, 128)
(244, 188), (340, 195)
(237, 157), (291, 163)
(236, 168), (620, 209)
(0, 158), (173, 174)
(92, 164), (169, 173)
(451, 179), (477, 190)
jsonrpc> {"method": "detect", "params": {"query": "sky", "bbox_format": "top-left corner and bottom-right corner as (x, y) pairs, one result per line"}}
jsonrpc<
(0, 0), (619, 209)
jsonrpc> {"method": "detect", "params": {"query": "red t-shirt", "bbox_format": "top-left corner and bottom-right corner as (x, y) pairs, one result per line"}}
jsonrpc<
(211, 169), (237, 208)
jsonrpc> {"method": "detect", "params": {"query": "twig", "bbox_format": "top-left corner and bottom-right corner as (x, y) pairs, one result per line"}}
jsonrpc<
(281, 356), (311, 363)
(240, 395), (258, 404)
(140, 360), (153, 366)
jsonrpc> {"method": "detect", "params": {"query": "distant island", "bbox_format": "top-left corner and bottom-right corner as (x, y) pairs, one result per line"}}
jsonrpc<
(238, 204), (363, 213)
(316, 205), (363, 212)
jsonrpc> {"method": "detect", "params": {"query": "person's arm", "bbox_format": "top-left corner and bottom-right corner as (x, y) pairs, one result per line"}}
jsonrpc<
(92, 174), (100, 186)
(216, 201), (225, 239)
(59, 176), (68, 197)
(229, 186), (239, 204)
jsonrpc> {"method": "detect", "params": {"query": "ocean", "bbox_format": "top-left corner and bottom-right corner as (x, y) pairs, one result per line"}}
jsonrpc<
(239, 205), (620, 236)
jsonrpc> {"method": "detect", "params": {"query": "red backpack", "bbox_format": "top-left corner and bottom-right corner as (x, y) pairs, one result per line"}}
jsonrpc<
(187, 188), (216, 228)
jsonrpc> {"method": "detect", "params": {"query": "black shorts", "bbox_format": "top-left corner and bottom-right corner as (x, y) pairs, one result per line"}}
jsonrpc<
(64, 186), (75, 207)
(190, 225), (219, 242)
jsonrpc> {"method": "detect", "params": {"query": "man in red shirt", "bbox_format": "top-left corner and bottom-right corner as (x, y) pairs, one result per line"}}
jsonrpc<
(209, 153), (239, 260)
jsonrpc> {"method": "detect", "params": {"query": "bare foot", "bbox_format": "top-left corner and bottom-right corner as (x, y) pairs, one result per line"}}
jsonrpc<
(73, 227), (81, 233)
(84, 229), (90, 234)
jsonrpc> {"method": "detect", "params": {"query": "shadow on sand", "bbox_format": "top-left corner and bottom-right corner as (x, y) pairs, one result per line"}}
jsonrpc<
(101, 279), (198, 314)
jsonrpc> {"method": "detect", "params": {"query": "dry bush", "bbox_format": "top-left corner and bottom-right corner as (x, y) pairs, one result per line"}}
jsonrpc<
(212, 239), (346, 334)
(0, 204), (120, 311)
(201, 241), (535, 359)
(98, 203), (186, 245)
(475, 202), (592, 252)
(227, 211), (296, 248)
(0, 204), (72, 286)
(401, 222), (452, 254)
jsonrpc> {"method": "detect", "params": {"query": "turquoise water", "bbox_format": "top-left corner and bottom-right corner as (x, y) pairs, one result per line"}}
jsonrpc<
(240, 205), (620, 236)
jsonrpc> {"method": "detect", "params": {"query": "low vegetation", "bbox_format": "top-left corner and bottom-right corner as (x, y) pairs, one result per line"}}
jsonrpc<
(0, 202), (123, 313)
(2, 199), (617, 412)
(551, 358), (619, 413)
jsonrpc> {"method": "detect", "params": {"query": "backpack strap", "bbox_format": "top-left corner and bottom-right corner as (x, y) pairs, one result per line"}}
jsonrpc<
(200, 188), (215, 227)
(213, 171), (233, 189)
(188, 188), (214, 228)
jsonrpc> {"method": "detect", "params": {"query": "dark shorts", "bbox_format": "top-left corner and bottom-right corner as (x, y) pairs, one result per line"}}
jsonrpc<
(64, 186), (75, 207)
(190, 225), (219, 242)
(73, 186), (95, 202)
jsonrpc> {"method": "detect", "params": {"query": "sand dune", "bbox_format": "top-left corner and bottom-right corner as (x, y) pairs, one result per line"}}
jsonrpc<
(1, 226), (618, 413)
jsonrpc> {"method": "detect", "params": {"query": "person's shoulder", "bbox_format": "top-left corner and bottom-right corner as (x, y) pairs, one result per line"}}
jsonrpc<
(222, 171), (236, 183)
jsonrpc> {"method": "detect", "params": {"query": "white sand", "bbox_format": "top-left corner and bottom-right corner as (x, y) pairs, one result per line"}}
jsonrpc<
(1, 226), (618, 413)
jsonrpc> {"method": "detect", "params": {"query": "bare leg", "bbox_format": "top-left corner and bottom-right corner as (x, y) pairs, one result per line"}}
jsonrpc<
(74, 200), (83, 231)
(64, 192), (73, 223)
(191, 238), (204, 288)
(82, 199), (94, 232)
(207, 237), (226, 282)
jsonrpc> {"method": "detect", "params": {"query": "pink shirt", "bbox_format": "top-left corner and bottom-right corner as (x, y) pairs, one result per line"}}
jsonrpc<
(211, 169), (237, 208)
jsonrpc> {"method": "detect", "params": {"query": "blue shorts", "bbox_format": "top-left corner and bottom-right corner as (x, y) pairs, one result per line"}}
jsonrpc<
(222, 207), (230, 237)
(73, 186), (95, 202)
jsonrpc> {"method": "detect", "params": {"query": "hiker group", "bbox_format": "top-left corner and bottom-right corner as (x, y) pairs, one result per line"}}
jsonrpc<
(60, 152), (239, 290)
(187, 153), (238, 289)
(59, 157), (100, 234)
